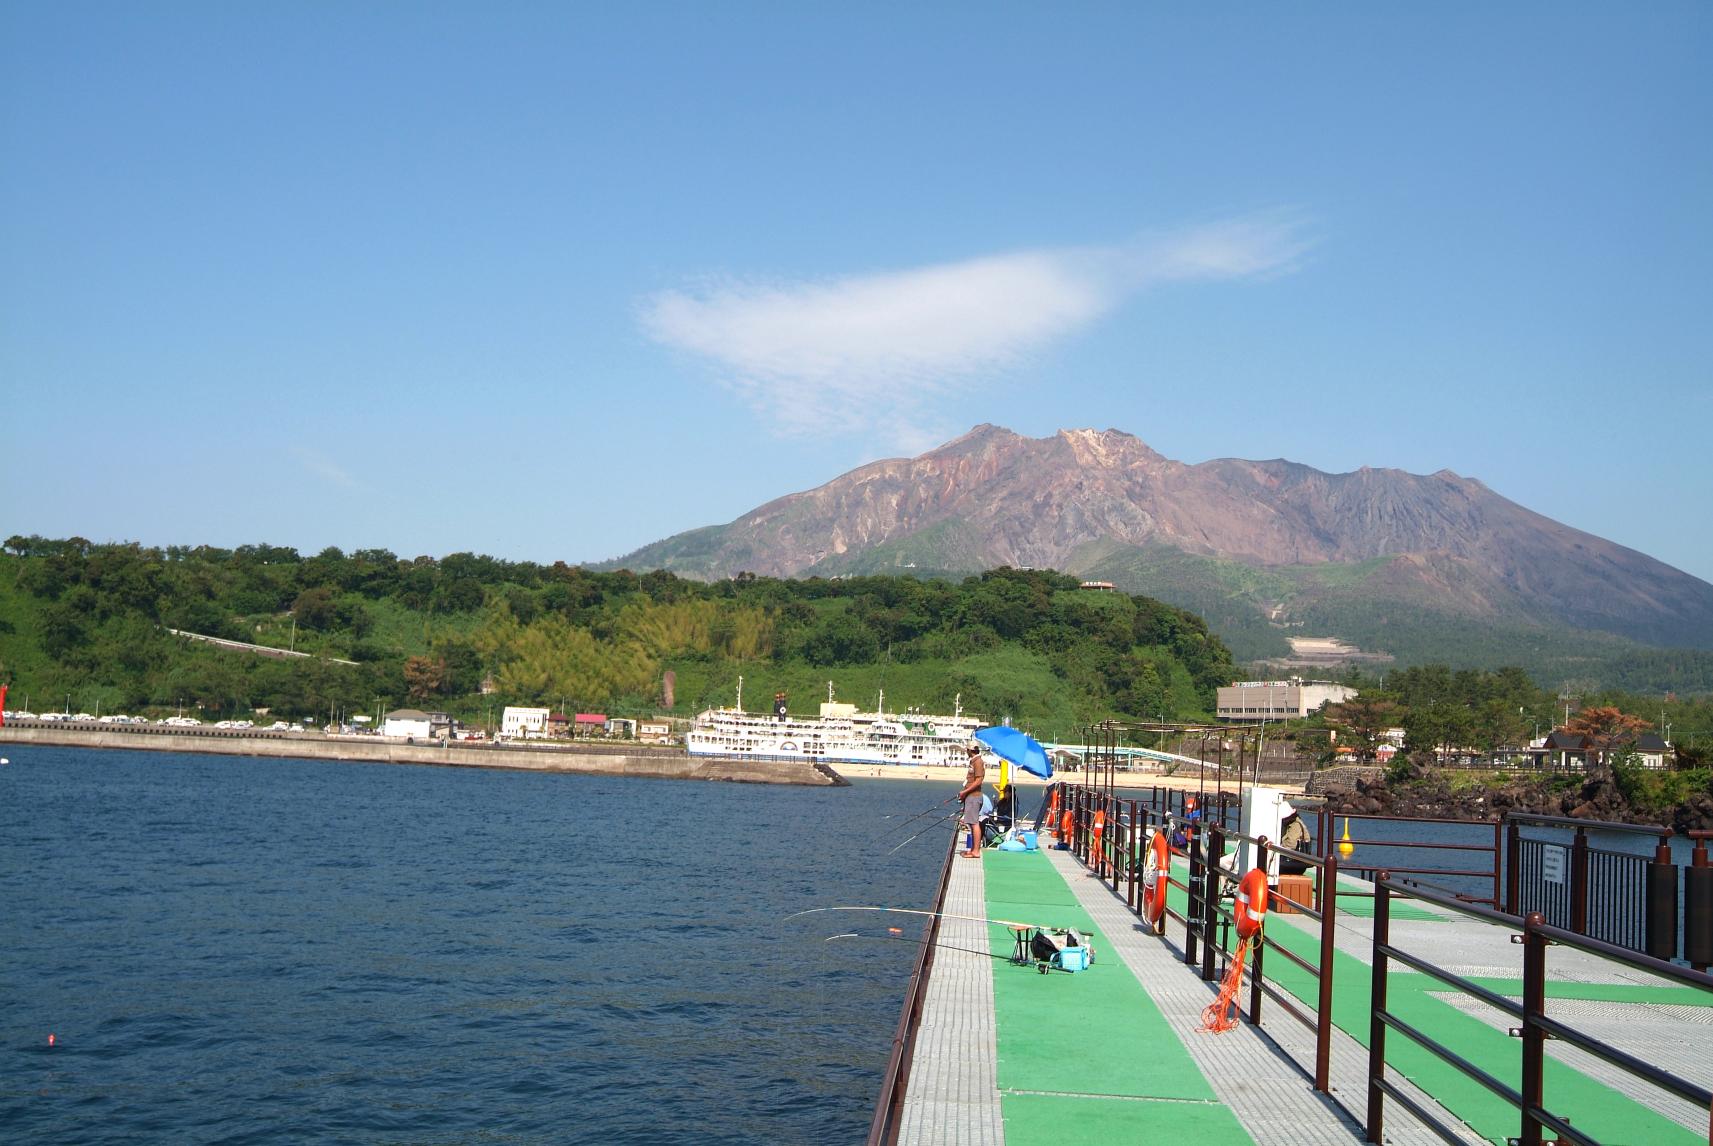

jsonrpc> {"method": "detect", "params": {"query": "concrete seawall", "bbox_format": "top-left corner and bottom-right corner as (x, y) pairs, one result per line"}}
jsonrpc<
(0, 723), (846, 786)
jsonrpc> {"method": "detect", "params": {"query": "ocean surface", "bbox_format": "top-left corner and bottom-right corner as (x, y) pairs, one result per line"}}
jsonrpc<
(0, 748), (952, 1144)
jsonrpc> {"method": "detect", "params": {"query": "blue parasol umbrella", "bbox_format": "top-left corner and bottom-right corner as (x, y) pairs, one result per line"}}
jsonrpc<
(974, 725), (1052, 779)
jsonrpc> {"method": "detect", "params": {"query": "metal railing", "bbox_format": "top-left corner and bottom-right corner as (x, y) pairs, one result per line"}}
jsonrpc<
(1317, 808), (1503, 906)
(1505, 812), (1679, 960)
(865, 827), (958, 1146)
(1366, 871), (1713, 1146)
(1062, 783), (1344, 1094)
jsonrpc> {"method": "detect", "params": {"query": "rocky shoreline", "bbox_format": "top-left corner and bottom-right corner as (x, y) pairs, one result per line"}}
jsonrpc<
(1314, 761), (1713, 834)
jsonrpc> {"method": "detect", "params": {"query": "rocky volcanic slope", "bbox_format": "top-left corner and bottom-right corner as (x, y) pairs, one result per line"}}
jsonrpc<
(611, 425), (1713, 653)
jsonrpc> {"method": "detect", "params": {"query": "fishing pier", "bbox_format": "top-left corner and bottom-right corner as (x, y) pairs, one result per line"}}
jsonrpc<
(868, 787), (1713, 1145)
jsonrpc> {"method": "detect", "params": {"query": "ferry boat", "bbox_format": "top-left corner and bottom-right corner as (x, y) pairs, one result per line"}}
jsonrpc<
(685, 680), (983, 767)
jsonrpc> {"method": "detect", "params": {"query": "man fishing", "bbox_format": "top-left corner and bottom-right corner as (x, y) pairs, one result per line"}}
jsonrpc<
(958, 743), (986, 858)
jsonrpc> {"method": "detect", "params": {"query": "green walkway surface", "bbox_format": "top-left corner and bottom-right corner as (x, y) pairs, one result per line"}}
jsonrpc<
(1159, 858), (1701, 1145)
(981, 849), (1255, 1143)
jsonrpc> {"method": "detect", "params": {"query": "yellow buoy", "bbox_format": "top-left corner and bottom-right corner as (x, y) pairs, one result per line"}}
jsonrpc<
(1337, 817), (1355, 860)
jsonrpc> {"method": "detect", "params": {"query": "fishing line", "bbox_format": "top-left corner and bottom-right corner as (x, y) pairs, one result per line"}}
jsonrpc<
(881, 796), (960, 836)
(787, 905), (1087, 933)
(885, 813), (961, 855)
(824, 930), (1027, 965)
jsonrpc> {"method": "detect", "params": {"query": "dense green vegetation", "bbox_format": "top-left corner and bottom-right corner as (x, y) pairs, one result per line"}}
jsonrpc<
(1075, 542), (1713, 691)
(0, 536), (1236, 732)
(1297, 663), (1713, 765)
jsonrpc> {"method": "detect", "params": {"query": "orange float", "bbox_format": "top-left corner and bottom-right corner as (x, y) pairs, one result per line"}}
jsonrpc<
(1091, 809), (1107, 872)
(1202, 867), (1270, 1033)
(1233, 867), (1269, 939)
(1142, 830), (1171, 925)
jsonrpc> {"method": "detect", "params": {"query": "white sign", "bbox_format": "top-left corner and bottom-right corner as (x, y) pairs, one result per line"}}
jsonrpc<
(1541, 845), (1567, 885)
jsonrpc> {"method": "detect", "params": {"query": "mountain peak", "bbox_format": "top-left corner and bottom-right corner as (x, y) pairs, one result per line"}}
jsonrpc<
(607, 424), (1713, 653)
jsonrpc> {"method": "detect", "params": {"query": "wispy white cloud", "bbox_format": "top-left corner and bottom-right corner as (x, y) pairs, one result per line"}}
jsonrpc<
(292, 446), (363, 490)
(639, 213), (1312, 445)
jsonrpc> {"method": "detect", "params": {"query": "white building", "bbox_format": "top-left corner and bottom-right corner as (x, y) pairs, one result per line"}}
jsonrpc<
(383, 708), (432, 739)
(1216, 679), (1358, 723)
(502, 706), (550, 739)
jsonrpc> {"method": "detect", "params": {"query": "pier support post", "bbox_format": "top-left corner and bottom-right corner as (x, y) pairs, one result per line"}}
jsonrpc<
(1365, 871), (1392, 1143)
(1646, 835), (1680, 962)
(1687, 833), (1713, 972)
(1249, 837), (1269, 1025)
(1184, 821), (1201, 968)
(1520, 911), (1548, 1146)
(1315, 854), (1338, 1093)
(1571, 826), (1590, 935)
(1201, 822), (1224, 982)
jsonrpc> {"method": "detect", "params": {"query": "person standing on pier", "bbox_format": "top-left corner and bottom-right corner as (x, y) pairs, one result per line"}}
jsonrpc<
(1278, 807), (1312, 875)
(959, 744), (987, 858)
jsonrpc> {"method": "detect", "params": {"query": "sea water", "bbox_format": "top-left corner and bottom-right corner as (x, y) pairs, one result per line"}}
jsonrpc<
(0, 748), (949, 1143)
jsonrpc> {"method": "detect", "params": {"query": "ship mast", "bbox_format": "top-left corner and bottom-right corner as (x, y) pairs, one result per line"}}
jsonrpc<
(736, 675), (743, 713)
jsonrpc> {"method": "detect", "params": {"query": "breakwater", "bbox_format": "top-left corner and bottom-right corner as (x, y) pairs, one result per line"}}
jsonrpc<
(0, 721), (845, 786)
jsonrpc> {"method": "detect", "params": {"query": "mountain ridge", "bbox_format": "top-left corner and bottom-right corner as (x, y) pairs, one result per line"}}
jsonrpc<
(607, 425), (1713, 662)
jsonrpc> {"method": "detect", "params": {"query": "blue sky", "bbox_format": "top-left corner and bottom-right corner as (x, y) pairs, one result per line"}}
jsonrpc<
(4, 2), (1710, 581)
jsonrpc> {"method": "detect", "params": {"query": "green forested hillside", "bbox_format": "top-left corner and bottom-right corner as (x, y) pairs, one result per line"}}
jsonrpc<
(1073, 542), (1713, 690)
(0, 536), (1235, 731)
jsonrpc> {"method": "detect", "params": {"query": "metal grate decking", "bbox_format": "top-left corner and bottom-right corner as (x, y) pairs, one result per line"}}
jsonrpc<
(896, 852), (1004, 1146)
(1041, 847), (1481, 1145)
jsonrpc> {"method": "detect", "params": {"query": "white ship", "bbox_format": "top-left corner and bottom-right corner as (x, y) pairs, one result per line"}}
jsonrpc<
(685, 680), (984, 767)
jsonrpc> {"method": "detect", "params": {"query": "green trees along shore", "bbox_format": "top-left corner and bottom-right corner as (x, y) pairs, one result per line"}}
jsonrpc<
(0, 536), (1233, 730)
(4, 535), (1706, 760)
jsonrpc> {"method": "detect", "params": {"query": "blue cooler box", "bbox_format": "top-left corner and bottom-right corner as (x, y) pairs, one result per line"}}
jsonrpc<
(1053, 946), (1090, 972)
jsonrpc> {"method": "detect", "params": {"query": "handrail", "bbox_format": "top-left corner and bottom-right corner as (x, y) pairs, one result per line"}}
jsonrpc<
(1366, 870), (1713, 1146)
(1064, 783), (1343, 1095)
(1506, 811), (1673, 838)
(1322, 808), (1503, 907)
(865, 829), (958, 1146)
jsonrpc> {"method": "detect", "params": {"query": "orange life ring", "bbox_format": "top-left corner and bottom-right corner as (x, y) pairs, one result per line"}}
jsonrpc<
(1142, 830), (1171, 924)
(1061, 808), (1074, 839)
(1233, 867), (1269, 939)
(1049, 787), (1060, 822)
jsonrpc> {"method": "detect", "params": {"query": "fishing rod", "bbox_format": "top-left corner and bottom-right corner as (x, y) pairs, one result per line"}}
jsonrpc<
(885, 813), (960, 855)
(882, 795), (960, 835)
(788, 905), (1091, 935)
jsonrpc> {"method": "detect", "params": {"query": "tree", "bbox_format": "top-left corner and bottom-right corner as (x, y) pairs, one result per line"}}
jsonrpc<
(1566, 705), (1652, 765)
(403, 656), (448, 700)
(1325, 696), (1400, 764)
(292, 587), (337, 631)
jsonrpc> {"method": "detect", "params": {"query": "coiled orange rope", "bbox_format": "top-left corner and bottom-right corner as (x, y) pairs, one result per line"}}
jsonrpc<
(1200, 935), (1252, 1033)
